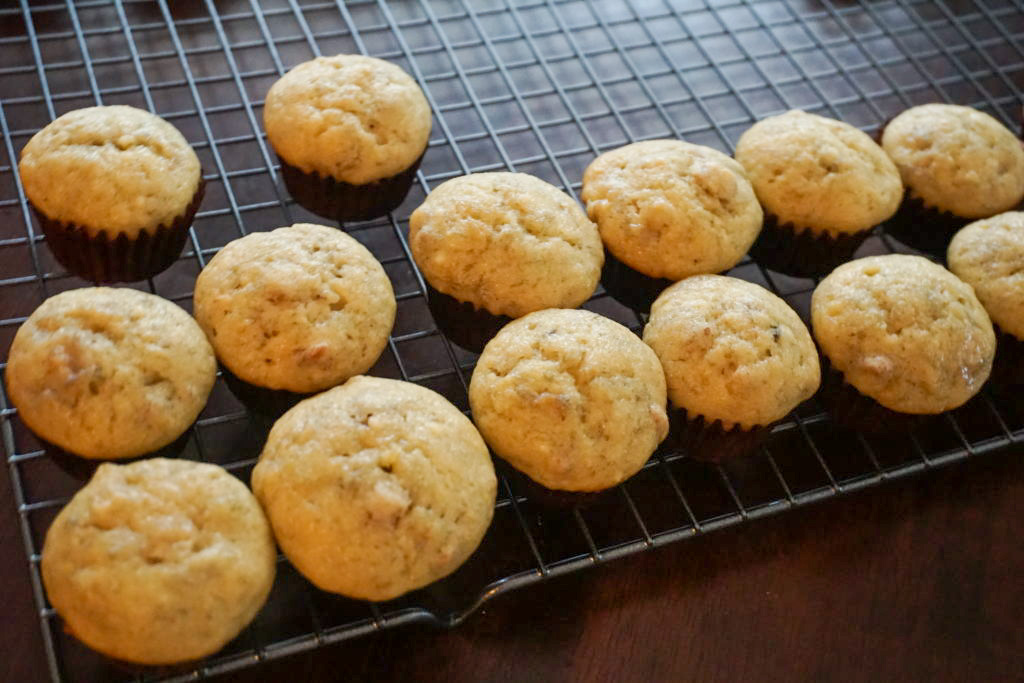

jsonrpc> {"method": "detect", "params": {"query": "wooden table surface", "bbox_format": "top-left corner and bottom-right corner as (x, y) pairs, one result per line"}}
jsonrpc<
(3, 445), (1022, 683)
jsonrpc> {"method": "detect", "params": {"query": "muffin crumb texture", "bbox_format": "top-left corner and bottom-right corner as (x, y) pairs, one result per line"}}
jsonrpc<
(735, 109), (902, 235)
(18, 105), (201, 236)
(252, 376), (496, 601)
(193, 223), (395, 393)
(470, 309), (668, 492)
(409, 172), (603, 317)
(41, 458), (276, 665)
(582, 139), (763, 280)
(262, 55), (431, 185)
(5, 287), (215, 459)
(644, 275), (820, 430)
(948, 211), (1024, 340)
(881, 104), (1024, 219)
(812, 254), (995, 414)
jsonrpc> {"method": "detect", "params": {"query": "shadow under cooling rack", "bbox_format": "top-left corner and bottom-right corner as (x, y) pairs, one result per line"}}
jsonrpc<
(1, 0), (1023, 681)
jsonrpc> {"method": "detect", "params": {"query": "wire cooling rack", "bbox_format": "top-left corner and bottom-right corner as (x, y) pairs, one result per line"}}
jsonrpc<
(1, 0), (1023, 680)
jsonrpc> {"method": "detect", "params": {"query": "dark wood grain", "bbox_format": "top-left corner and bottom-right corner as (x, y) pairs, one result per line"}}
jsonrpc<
(4, 447), (1022, 683)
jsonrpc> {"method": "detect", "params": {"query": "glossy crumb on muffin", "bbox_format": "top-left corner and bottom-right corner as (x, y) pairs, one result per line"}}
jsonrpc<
(263, 55), (431, 221)
(18, 105), (204, 281)
(812, 254), (995, 414)
(469, 309), (668, 491)
(409, 172), (603, 318)
(5, 287), (216, 460)
(252, 376), (497, 601)
(581, 139), (763, 281)
(193, 223), (395, 394)
(41, 458), (276, 665)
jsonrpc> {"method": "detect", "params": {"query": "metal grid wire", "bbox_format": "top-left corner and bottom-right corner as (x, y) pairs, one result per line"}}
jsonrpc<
(1, 0), (1023, 680)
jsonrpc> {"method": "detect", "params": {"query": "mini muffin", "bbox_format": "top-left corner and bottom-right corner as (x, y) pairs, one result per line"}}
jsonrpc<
(469, 309), (668, 492)
(409, 172), (603, 318)
(18, 105), (204, 282)
(812, 254), (995, 418)
(5, 288), (216, 460)
(582, 139), (763, 280)
(193, 223), (395, 395)
(736, 110), (902, 276)
(643, 275), (820, 461)
(881, 104), (1024, 252)
(41, 458), (276, 665)
(948, 211), (1024, 385)
(252, 376), (496, 601)
(263, 55), (431, 221)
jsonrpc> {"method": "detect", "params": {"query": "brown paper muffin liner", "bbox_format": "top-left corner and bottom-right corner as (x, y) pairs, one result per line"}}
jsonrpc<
(32, 178), (205, 283)
(598, 247), (675, 314)
(44, 430), (192, 483)
(220, 365), (314, 418)
(278, 151), (424, 223)
(881, 191), (969, 257)
(424, 283), (512, 354)
(668, 408), (772, 463)
(986, 327), (1024, 395)
(748, 213), (869, 279)
(817, 359), (925, 435)
(501, 463), (613, 511)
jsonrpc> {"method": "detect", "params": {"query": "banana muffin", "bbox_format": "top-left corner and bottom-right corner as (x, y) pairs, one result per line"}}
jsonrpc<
(409, 172), (603, 318)
(469, 309), (668, 492)
(18, 105), (204, 282)
(582, 139), (763, 281)
(252, 376), (497, 601)
(41, 458), (276, 665)
(643, 275), (820, 431)
(812, 254), (995, 414)
(5, 287), (216, 460)
(263, 55), (431, 221)
(736, 110), (902, 275)
(193, 223), (395, 394)
(882, 104), (1024, 221)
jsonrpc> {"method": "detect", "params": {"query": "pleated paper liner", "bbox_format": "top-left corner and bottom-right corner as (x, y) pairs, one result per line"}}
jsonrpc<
(278, 151), (424, 223)
(497, 457), (615, 511)
(33, 178), (205, 283)
(667, 408), (772, 463)
(43, 429), (193, 483)
(220, 364), (315, 419)
(881, 192), (970, 257)
(747, 214), (870, 279)
(817, 360), (927, 436)
(423, 283), (512, 354)
(598, 247), (675, 314)
(984, 327), (1024, 397)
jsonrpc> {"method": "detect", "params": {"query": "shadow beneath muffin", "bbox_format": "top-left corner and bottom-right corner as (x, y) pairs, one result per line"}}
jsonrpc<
(498, 460), (614, 511)
(598, 249), (675, 315)
(220, 365), (315, 419)
(44, 430), (194, 483)
(423, 283), (512, 354)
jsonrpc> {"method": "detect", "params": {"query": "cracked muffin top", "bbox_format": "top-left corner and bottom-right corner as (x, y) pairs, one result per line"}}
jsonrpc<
(948, 211), (1024, 340)
(643, 275), (820, 430)
(18, 105), (201, 236)
(42, 458), (276, 664)
(193, 223), (395, 393)
(5, 287), (215, 460)
(582, 139), (763, 280)
(263, 54), (431, 185)
(469, 308), (668, 492)
(735, 109), (903, 236)
(252, 376), (496, 601)
(812, 254), (995, 414)
(881, 104), (1024, 219)
(409, 172), (603, 318)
